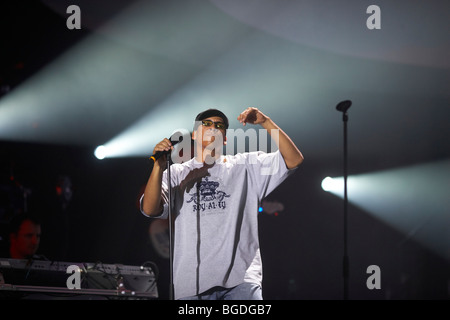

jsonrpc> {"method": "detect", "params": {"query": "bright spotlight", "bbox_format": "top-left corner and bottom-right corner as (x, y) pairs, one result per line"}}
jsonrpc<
(321, 176), (334, 191)
(94, 145), (107, 160)
(321, 176), (343, 194)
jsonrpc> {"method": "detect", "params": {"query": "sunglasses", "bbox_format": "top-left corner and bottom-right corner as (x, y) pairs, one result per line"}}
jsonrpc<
(201, 119), (226, 130)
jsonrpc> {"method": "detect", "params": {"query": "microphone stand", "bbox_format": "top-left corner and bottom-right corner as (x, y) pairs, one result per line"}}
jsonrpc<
(336, 100), (351, 300)
(166, 152), (175, 300)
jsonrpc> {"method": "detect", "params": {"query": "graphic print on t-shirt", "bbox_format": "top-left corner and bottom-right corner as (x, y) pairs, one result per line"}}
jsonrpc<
(186, 177), (230, 215)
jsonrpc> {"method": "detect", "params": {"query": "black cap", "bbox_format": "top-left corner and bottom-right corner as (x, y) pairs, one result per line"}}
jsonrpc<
(194, 108), (229, 129)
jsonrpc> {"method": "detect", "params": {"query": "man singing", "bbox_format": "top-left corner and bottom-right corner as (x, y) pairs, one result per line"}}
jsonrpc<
(140, 107), (303, 300)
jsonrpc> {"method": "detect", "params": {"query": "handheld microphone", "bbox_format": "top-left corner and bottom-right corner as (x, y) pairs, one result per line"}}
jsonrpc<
(149, 136), (184, 162)
(149, 136), (183, 162)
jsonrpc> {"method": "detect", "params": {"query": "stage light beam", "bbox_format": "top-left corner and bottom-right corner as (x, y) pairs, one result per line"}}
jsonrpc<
(322, 160), (450, 262)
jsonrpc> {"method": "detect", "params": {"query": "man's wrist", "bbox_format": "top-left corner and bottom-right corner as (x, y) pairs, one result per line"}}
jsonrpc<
(261, 116), (274, 129)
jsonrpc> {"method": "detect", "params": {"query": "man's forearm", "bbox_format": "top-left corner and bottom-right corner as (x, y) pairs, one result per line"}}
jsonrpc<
(262, 117), (304, 169)
(142, 164), (165, 216)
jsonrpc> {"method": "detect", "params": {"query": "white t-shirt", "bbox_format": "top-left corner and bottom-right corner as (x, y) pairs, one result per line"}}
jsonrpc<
(140, 150), (296, 299)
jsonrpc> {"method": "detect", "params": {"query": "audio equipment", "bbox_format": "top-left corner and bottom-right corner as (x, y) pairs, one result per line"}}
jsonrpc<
(0, 258), (158, 300)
